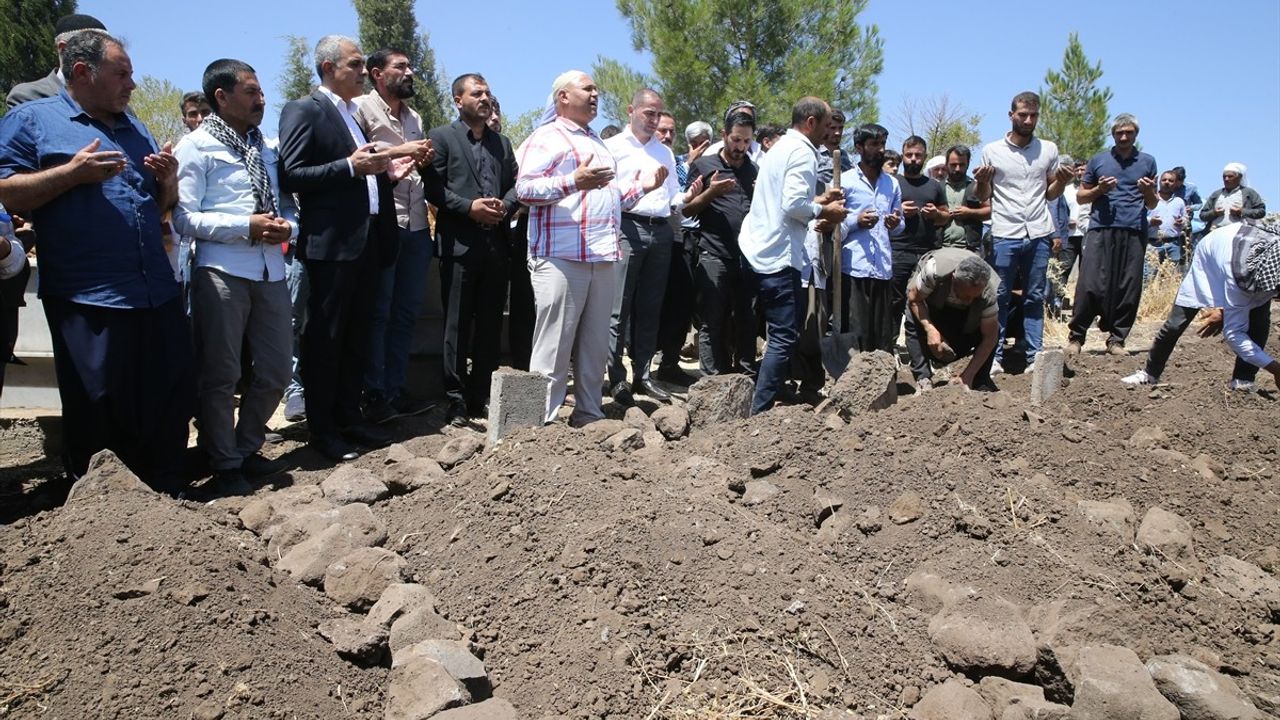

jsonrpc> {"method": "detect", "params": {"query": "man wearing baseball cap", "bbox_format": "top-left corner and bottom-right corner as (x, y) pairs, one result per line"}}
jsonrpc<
(6, 13), (108, 108)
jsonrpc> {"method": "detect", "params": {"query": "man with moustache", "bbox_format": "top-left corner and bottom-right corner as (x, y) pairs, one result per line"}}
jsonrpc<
(279, 35), (429, 463)
(975, 91), (1074, 374)
(515, 70), (667, 426)
(604, 88), (701, 404)
(0, 29), (193, 492)
(174, 59), (295, 490)
(424, 73), (519, 426)
(939, 145), (989, 252)
(354, 48), (435, 424)
(891, 136), (948, 343)
(1147, 170), (1187, 271)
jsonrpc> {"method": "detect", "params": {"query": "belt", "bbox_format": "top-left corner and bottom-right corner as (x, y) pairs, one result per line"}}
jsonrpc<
(622, 212), (669, 226)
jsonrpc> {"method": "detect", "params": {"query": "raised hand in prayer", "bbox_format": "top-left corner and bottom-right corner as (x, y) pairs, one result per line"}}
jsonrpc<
(572, 154), (614, 190)
(973, 164), (995, 183)
(687, 139), (710, 163)
(143, 141), (178, 185)
(68, 139), (127, 185)
(640, 164), (668, 193)
(683, 173), (704, 201)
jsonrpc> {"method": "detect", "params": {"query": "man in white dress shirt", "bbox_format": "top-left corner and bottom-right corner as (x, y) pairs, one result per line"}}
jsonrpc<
(174, 59), (296, 489)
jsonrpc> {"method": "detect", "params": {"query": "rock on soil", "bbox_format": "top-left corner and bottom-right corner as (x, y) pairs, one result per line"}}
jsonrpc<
(1077, 498), (1136, 542)
(908, 679), (994, 720)
(1136, 506), (1197, 562)
(824, 349), (897, 419)
(1067, 644), (1179, 720)
(369, 583), (439, 628)
(975, 677), (1069, 719)
(382, 456), (445, 494)
(685, 374), (754, 428)
(651, 405), (690, 439)
(320, 466), (390, 505)
(1205, 555), (1280, 619)
(927, 595), (1037, 676)
(431, 698), (520, 719)
(437, 433), (486, 468)
(1145, 654), (1264, 720)
(322, 546), (408, 610)
(394, 639), (489, 698)
(384, 655), (468, 720)
(888, 491), (924, 524)
(317, 616), (389, 666)
(389, 607), (469, 653)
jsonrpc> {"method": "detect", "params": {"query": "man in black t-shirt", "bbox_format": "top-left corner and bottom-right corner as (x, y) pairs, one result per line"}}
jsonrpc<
(891, 135), (949, 347)
(683, 111), (759, 375)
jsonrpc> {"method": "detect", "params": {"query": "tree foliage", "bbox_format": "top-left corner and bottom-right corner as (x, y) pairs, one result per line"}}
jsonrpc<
(504, 107), (544, 152)
(0, 0), (78, 91)
(351, 0), (451, 129)
(889, 93), (982, 157)
(130, 75), (185, 147)
(1039, 33), (1112, 162)
(595, 0), (883, 134)
(276, 35), (314, 110)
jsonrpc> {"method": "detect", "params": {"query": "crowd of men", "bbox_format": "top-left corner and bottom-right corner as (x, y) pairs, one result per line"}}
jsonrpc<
(0, 14), (1276, 497)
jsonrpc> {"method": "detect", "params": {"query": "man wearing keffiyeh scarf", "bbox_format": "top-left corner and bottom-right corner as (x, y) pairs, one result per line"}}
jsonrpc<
(1122, 213), (1280, 392)
(173, 59), (298, 493)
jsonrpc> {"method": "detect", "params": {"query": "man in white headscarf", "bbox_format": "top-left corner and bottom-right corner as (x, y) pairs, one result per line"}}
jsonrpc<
(1200, 162), (1267, 230)
(1122, 214), (1280, 391)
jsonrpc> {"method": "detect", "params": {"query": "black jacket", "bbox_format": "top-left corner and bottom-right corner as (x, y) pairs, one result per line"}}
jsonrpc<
(422, 120), (518, 258)
(278, 90), (398, 265)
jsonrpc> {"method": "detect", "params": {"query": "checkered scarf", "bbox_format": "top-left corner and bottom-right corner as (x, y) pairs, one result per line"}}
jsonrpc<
(1237, 214), (1280, 293)
(199, 113), (278, 221)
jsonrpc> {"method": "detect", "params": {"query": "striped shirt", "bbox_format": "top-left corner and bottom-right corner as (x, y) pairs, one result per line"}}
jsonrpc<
(515, 117), (646, 262)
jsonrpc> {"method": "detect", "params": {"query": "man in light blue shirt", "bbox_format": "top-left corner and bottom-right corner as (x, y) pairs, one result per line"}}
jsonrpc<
(838, 123), (901, 353)
(738, 97), (846, 413)
(174, 59), (297, 490)
(1146, 170), (1187, 271)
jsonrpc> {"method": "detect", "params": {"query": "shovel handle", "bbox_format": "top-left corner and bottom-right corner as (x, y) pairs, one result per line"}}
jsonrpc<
(830, 149), (842, 332)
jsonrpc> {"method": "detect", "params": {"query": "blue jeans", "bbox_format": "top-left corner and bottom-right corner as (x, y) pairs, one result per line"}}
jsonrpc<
(1144, 241), (1182, 280)
(751, 267), (802, 415)
(284, 248), (308, 401)
(364, 226), (432, 400)
(992, 235), (1051, 365)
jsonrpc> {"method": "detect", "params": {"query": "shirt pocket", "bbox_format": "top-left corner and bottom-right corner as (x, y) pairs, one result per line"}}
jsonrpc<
(207, 149), (252, 188)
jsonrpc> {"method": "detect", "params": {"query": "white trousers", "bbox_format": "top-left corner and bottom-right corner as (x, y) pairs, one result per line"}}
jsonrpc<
(528, 256), (616, 424)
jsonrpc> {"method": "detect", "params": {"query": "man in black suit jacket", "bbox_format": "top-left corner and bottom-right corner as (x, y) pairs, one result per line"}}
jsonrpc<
(278, 35), (412, 462)
(423, 73), (519, 425)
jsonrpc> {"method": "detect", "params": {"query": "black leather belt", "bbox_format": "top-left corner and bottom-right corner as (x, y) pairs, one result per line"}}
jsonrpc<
(622, 212), (668, 226)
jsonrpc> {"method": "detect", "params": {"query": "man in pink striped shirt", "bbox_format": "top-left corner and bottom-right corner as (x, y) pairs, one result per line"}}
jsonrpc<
(516, 70), (667, 425)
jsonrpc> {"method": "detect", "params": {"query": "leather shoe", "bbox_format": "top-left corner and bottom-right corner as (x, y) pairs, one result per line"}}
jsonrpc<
(634, 379), (671, 402)
(608, 381), (635, 407)
(342, 423), (392, 449)
(241, 452), (289, 478)
(653, 365), (700, 386)
(311, 435), (360, 463)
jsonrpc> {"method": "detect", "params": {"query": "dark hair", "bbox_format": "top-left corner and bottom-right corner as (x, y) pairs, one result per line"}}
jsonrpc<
(201, 59), (255, 113)
(1171, 166), (1187, 181)
(724, 110), (757, 135)
(632, 87), (661, 106)
(1010, 91), (1040, 111)
(902, 135), (927, 152)
(830, 108), (845, 124)
(180, 90), (207, 114)
(59, 28), (119, 76)
(657, 109), (674, 121)
(600, 124), (622, 140)
(756, 125), (782, 144)
(883, 149), (902, 165)
(450, 72), (487, 98)
(945, 144), (971, 163)
(853, 123), (888, 147)
(367, 48), (409, 74)
(791, 96), (829, 127)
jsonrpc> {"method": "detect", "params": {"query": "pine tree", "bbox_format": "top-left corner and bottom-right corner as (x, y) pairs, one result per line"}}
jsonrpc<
(595, 0), (883, 132)
(0, 0), (78, 91)
(276, 35), (314, 110)
(351, 0), (451, 129)
(1039, 33), (1112, 161)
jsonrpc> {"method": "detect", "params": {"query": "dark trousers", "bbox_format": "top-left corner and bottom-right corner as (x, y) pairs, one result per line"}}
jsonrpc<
(441, 236), (509, 414)
(752, 267), (802, 414)
(1145, 303), (1270, 382)
(657, 227), (697, 370)
(1050, 235), (1083, 314)
(300, 234), (379, 441)
(608, 215), (673, 386)
(905, 306), (995, 384)
(0, 305), (16, 396)
(839, 275), (897, 353)
(889, 251), (921, 346)
(792, 281), (828, 393)
(43, 296), (195, 492)
(696, 252), (756, 375)
(507, 215), (535, 371)
(1069, 227), (1146, 346)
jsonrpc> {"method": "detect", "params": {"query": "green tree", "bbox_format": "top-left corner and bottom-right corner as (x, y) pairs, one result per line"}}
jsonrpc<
(276, 34), (314, 110)
(595, 0), (883, 136)
(1039, 33), (1112, 162)
(890, 93), (982, 157)
(504, 107), (544, 151)
(351, 0), (451, 129)
(129, 75), (185, 147)
(0, 0), (78, 90)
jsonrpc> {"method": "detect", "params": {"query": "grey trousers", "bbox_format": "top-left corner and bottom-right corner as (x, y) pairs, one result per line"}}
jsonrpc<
(192, 267), (292, 470)
(529, 257), (616, 425)
(608, 215), (673, 386)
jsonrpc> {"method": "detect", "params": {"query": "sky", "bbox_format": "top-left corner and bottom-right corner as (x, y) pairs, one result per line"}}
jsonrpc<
(81, 0), (1280, 205)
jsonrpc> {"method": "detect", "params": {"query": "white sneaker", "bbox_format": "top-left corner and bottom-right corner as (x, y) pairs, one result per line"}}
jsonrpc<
(1025, 361), (1036, 374)
(991, 361), (1004, 376)
(1229, 379), (1258, 393)
(1121, 369), (1157, 386)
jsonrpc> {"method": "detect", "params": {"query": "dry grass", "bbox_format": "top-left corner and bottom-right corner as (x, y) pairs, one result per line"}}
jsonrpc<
(1042, 250), (1182, 346)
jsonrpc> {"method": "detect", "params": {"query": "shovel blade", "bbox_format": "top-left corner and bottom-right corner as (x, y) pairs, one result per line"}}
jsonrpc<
(820, 333), (858, 380)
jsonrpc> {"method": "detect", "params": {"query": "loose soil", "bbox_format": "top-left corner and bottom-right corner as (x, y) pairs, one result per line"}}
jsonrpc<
(2, 309), (1278, 719)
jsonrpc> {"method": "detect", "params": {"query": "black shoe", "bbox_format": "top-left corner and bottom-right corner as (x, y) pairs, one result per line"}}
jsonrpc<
(653, 365), (700, 386)
(241, 452), (289, 478)
(392, 392), (436, 417)
(209, 469), (253, 496)
(634, 379), (672, 402)
(263, 428), (285, 445)
(310, 435), (360, 463)
(342, 423), (392, 449)
(608, 381), (635, 407)
(364, 398), (399, 425)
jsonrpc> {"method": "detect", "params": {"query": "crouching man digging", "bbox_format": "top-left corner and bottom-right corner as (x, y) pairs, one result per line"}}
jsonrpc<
(905, 248), (1000, 391)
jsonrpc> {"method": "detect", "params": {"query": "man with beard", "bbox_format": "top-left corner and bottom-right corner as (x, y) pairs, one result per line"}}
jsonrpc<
(835, 123), (901, 353)
(174, 59), (295, 492)
(1067, 114), (1158, 356)
(939, 145), (989, 252)
(684, 111), (758, 375)
(354, 49), (436, 424)
(424, 73), (519, 426)
(890, 136), (948, 347)
(975, 91), (1073, 374)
